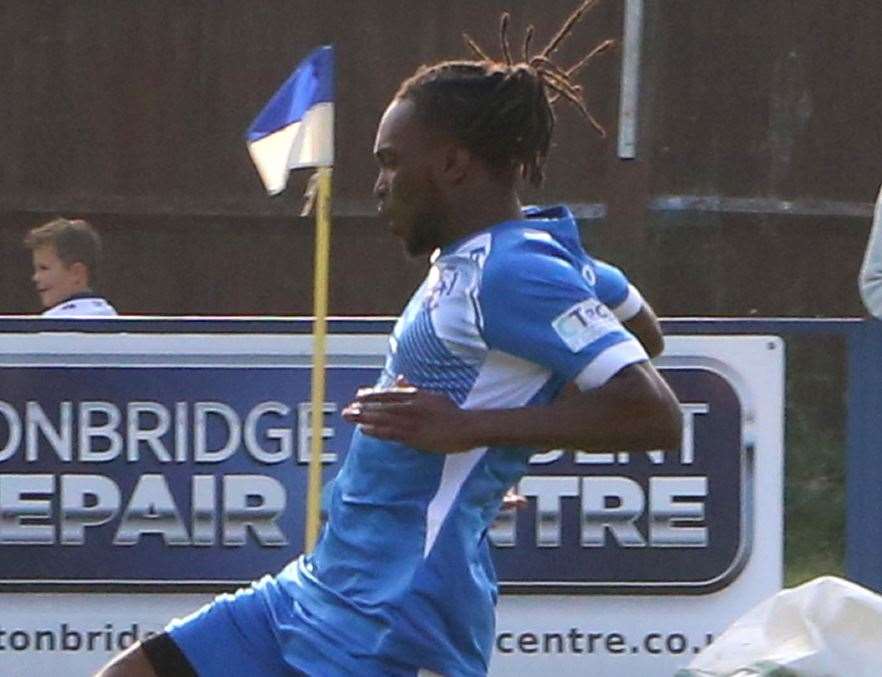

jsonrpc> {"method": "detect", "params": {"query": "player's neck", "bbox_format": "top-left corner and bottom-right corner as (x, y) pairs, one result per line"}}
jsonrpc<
(442, 187), (522, 245)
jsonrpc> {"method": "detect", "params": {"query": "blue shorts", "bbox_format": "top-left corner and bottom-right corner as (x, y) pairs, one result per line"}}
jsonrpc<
(166, 574), (442, 677)
(167, 576), (308, 676)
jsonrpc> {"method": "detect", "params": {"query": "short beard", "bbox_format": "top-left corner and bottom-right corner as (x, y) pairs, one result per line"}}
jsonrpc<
(405, 211), (446, 257)
(403, 180), (449, 256)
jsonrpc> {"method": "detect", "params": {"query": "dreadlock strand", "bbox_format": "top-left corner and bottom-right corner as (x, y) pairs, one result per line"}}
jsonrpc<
(499, 13), (513, 66)
(541, 77), (577, 103)
(566, 38), (616, 77)
(539, 0), (601, 58)
(462, 33), (490, 60)
(531, 62), (577, 106)
(522, 25), (535, 62)
(538, 69), (606, 137)
(583, 109), (607, 137)
(396, 0), (613, 188)
(534, 65), (583, 101)
(571, 97), (608, 138)
(530, 55), (577, 87)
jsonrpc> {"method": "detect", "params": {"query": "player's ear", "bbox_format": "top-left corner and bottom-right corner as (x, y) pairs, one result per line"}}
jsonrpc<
(439, 143), (471, 185)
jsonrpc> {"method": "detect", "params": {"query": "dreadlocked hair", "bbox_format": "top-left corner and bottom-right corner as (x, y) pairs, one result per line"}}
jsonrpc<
(395, 0), (615, 187)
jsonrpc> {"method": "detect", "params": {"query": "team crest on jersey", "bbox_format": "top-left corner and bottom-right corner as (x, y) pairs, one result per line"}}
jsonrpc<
(552, 298), (620, 352)
(581, 263), (596, 286)
(424, 266), (461, 310)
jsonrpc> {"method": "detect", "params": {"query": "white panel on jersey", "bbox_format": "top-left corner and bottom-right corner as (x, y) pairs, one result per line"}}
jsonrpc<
(613, 283), (645, 322)
(422, 349), (552, 558)
(522, 229), (554, 243)
(428, 234), (493, 362)
(461, 349), (552, 411)
(424, 447), (487, 557)
(449, 231), (492, 266)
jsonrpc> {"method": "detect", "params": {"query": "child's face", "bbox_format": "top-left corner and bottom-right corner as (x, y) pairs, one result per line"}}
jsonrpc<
(31, 245), (87, 309)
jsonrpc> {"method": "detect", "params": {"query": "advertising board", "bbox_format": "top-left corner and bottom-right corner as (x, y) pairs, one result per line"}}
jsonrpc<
(0, 325), (783, 675)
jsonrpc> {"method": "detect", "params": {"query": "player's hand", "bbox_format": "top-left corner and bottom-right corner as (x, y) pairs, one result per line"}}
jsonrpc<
(341, 376), (475, 453)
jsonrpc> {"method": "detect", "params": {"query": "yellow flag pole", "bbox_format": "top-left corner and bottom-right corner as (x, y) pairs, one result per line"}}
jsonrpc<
(305, 166), (332, 552)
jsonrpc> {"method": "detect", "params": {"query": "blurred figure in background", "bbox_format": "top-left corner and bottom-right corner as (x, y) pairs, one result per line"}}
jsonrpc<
(859, 185), (882, 319)
(24, 217), (117, 317)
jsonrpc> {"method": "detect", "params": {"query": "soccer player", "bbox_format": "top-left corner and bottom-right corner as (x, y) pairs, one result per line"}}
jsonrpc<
(97, 4), (680, 676)
(24, 217), (117, 317)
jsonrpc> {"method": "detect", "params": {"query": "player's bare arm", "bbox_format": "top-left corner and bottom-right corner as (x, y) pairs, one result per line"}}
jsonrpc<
(342, 362), (681, 454)
(625, 304), (664, 359)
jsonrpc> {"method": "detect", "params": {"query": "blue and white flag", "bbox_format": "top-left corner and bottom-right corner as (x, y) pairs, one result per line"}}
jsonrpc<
(246, 45), (334, 195)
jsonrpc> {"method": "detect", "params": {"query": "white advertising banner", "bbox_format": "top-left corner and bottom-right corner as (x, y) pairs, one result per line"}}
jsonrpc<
(0, 326), (784, 675)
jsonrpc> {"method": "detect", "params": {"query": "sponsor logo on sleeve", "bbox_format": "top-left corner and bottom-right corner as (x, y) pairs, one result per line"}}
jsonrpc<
(552, 298), (621, 352)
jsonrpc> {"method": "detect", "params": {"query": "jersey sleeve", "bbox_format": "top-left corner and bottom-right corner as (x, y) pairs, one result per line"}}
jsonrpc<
(478, 234), (647, 390)
(593, 259), (645, 322)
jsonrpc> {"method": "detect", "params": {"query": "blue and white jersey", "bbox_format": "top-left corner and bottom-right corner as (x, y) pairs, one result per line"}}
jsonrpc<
(278, 206), (648, 676)
(522, 205), (645, 323)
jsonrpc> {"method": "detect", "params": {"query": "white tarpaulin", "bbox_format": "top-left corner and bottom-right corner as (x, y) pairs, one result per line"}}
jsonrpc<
(678, 576), (882, 677)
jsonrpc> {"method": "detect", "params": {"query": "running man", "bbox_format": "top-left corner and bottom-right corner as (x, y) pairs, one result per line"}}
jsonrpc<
(98, 3), (680, 675)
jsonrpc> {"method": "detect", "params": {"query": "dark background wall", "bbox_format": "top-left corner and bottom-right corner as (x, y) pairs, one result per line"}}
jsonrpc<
(2, 0), (880, 317)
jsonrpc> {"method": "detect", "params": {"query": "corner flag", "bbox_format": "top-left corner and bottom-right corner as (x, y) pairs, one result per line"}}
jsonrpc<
(246, 46), (335, 553)
(246, 45), (334, 194)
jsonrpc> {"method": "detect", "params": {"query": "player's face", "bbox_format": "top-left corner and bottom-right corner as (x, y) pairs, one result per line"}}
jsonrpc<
(31, 245), (86, 309)
(373, 98), (449, 256)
